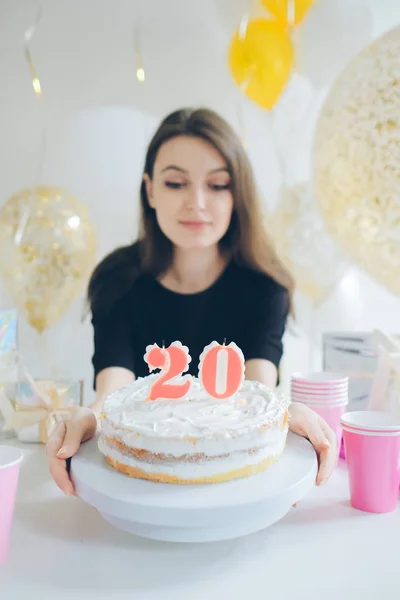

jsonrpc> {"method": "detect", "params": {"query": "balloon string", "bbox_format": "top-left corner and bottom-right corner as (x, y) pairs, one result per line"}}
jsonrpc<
(24, 5), (46, 184)
(236, 98), (247, 148)
(287, 0), (295, 27)
(308, 305), (316, 372)
(238, 12), (249, 39)
(24, 7), (43, 99)
(133, 26), (145, 83)
(266, 109), (289, 185)
(15, 6), (46, 249)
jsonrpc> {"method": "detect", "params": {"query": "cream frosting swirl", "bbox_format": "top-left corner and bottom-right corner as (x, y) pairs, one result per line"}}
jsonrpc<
(101, 375), (289, 439)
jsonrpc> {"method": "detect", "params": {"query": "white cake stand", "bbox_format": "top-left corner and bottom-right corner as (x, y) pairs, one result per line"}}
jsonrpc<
(70, 432), (317, 543)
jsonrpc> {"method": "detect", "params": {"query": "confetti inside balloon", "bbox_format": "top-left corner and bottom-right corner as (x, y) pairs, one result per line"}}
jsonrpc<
(267, 183), (348, 305)
(313, 26), (400, 297)
(0, 186), (97, 332)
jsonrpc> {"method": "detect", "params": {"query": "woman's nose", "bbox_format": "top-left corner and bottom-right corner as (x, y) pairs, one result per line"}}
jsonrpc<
(186, 186), (206, 210)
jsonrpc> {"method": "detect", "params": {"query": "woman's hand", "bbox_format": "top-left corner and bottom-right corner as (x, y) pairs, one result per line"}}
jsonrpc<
(288, 402), (337, 486)
(46, 407), (97, 496)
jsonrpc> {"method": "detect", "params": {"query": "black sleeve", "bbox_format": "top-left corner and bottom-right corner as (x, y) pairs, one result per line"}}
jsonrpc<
(91, 299), (135, 389)
(241, 281), (289, 368)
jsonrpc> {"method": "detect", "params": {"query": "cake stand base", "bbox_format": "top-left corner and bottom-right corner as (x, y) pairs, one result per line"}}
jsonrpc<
(71, 432), (317, 543)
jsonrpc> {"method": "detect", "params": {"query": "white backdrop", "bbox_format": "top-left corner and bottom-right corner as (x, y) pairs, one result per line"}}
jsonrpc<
(0, 0), (399, 403)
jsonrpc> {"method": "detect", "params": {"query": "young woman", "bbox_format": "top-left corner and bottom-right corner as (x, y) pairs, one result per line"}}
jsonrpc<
(47, 108), (336, 495)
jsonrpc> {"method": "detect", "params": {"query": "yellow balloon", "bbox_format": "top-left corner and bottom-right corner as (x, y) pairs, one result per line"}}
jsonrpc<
(0, 186), (97, 333)
(262, 0), (314, 26)
(313, 26), (400, 298)
(229, 19), (294, 110)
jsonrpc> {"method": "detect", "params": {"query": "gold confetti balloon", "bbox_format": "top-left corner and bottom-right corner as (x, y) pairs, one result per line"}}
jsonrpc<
(313, 26), (400, 297)
(0, 186), (96, 332)
(267, 183), (348, 305)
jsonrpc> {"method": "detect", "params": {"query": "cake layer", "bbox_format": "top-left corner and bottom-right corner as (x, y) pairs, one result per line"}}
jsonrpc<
(98, 432), (287, 481)
(103, 454), (281, 484)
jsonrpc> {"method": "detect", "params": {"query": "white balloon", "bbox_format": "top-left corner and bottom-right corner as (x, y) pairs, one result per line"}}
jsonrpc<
(293, 0), (373, 89)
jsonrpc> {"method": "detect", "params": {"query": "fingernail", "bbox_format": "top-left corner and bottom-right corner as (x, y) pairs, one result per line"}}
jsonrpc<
(57, 446), (68, 457)
(319, 477), (328, 486)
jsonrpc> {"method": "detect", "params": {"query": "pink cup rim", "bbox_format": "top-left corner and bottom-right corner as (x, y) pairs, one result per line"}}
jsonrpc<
(341, 423), (400, 437)
(291, 372), (348, 385)
(0, 445), (23, 470)
(341, 411), (400, 434)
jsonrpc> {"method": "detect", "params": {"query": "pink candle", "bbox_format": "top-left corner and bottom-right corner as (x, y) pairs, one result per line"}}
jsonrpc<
(144, 341), (192, 401)
(198, 341), (245, 400)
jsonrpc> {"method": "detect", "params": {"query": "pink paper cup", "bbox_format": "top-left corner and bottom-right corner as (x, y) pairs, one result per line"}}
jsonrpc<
(341, 411), (400, 514)
(0, 446), (23, 564)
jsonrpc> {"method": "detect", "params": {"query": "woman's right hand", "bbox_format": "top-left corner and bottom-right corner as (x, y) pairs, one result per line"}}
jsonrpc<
(46, 407), (98, 496)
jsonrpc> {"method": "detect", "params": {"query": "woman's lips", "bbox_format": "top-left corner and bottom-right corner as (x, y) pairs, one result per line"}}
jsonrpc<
(179, 220), (210, 230)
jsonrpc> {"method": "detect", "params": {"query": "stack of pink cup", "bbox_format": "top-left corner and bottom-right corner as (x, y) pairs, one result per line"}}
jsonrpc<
(291, 372), (349, 460)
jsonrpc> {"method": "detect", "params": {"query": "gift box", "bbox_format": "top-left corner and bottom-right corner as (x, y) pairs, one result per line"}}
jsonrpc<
(323, 331), (400, 412)
(0, 308), (18, 354)
(0, 308), (18, 381)
(0, 378), (84, 443)
(0, 309), (18, 436)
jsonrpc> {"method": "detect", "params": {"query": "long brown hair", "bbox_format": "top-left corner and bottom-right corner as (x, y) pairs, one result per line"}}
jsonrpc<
(88, 108), (294, 314)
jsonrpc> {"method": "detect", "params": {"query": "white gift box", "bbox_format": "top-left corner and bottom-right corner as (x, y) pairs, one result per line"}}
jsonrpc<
(323, 331), (400, 412)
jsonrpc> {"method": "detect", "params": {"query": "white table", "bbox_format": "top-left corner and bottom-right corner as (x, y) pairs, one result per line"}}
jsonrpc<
(0, 439), (398, 600)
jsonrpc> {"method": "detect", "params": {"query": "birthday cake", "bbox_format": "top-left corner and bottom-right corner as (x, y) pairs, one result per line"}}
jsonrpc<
(98, 341), (290, 484)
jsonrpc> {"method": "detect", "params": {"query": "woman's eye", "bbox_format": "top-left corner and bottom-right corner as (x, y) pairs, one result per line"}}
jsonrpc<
(165, 181), (185, 189)
(209, 183), (230, 191)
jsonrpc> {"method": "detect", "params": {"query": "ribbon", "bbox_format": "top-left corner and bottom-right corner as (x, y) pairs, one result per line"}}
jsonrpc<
(0, 381), (78, 443)
(0, 351), (82, 443)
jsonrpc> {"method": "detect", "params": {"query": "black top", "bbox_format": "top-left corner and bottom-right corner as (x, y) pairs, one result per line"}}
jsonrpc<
(91, 261), (289, 388)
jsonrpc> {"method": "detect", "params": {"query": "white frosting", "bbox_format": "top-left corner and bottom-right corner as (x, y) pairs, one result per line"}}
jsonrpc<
(102, 375), (287, 437)
(99, 376), (289, 462)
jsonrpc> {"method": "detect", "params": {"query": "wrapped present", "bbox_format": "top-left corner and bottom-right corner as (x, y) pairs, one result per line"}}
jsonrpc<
(0, 309), (18, 354)
(0, 309), (19, 435)
(0, 378), (84, 443)
(323, 330), (400, 412)
(367, 330), (400, 414)
(0, 309), (18, 384)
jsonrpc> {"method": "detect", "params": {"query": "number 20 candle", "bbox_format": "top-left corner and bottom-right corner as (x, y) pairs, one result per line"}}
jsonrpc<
(198, 341), (245, 400)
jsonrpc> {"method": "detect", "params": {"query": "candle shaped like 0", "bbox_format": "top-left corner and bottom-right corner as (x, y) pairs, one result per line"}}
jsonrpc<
(144, 341), (192, 401)
(198, 341), (245, 400)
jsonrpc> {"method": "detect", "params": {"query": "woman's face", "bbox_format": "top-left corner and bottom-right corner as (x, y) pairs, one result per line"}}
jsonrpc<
(144, 136), (234, 250)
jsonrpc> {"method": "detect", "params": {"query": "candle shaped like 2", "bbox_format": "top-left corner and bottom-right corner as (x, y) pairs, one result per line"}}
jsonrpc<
(198, 341), (245, 400)
(144, 341), (192, 401)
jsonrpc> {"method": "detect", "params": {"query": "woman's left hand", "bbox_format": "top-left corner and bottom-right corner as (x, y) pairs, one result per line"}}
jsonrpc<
(288, 402), (337, 486)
